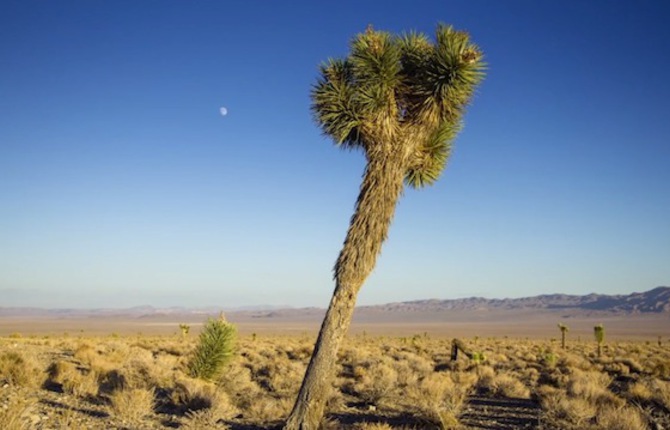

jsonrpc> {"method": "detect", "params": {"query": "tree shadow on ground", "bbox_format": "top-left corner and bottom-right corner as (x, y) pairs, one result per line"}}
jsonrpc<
(39, 398), (109, 419)
(459, 396), (540, 430)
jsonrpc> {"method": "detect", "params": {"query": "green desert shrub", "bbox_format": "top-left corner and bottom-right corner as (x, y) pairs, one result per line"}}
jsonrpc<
(187, 315), (237, 381)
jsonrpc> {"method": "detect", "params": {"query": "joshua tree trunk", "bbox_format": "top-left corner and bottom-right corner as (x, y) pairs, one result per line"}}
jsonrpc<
(561, 331), (566, 349)
(284, 151), (406, 430)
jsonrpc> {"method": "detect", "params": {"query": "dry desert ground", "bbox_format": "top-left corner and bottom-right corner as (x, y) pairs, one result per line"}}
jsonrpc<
(1, 311), (669, 429)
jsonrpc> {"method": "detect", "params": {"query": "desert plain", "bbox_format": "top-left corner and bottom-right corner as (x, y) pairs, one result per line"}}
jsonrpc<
(1, 304), (669, 429)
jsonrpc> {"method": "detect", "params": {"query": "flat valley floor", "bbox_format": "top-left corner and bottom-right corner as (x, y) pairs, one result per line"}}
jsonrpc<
(1, 308), (667, 340)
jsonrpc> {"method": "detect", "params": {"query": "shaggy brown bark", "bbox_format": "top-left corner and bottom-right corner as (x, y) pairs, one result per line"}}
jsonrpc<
(284, 152), (406, 430)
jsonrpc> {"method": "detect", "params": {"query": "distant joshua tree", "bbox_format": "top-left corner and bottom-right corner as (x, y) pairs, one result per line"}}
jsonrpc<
(594, 324), (605, 357)
(179, 323), (190, 339)
(285, 24), (485, 430)
(558, 323), (569, 349)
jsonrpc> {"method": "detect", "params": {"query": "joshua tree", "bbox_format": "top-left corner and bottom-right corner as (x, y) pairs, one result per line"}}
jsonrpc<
(558, 323), (569, 349)
(179, 323), (190, 339)
(594, 324), (605, 357)
(451, 338), (475, 361)
(285, 24), (485, 429)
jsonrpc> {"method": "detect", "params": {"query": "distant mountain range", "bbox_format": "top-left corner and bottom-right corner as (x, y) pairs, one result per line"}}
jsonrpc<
(1, 287), (668, 318)
(362, 286), (670, 314)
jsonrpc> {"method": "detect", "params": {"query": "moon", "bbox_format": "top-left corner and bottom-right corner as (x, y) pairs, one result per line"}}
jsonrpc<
(219, 107), (228, 116)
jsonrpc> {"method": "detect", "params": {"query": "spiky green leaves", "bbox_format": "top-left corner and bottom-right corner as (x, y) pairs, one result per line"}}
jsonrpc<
(350, 29), (402, 117)
(405, 120), (461, 188)
(187, 316), (237, 381)
(312, 23), (485, 188)
(429, 24), (485, 118)
(312, 59), (361, 148)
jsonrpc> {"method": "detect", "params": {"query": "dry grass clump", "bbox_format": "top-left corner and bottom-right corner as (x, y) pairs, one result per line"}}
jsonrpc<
(405, 372), (473, 429)
(538, 368), (642, 429)
(391, 350), (433, 380)
(650, 378), (670, 409)
(216, 356), (292, 423)
(565, 369), (623, 408)
(540, 389), (598, 429)
(477, 371), (530, 399)
(627, 377), (670, 411)
(110, 386), (156, 426)
(73, 342), (100, 365)
(0, 351), (44, 388)
(244, 396), (293, 423)
(251, 357), (305, 397)
(558, 351), (595, 372)
(594, 405), (648, 430)
(170, 376), (238, 421)
(351, 356), (398, 407)
(46, 359), (99, 398)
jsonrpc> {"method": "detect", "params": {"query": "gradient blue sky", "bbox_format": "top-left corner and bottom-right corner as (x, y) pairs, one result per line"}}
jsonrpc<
(2, 1), (669, 308)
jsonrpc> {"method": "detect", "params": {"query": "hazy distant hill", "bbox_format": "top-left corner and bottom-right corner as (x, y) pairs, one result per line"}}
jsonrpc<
(1, 287), (668, 318)
(365, 286), (670, 314)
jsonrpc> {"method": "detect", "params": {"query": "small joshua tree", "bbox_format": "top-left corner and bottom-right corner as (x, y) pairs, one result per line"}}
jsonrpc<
(179, 323), (190, 339)
(187, 313), (236, 381)
(558, 323), (569, 349)
(450, 339), (474, 361)
(594, 324), (605, 358)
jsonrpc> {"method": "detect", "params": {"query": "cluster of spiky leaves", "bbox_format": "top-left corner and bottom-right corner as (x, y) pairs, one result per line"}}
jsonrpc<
(187, 316), (237, 381)
(312, 24), (485, 188)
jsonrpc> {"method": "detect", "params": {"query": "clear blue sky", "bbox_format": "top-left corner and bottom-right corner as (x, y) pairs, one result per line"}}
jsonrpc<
(2, 1), (669, 308)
